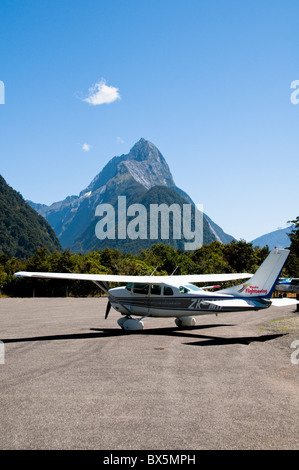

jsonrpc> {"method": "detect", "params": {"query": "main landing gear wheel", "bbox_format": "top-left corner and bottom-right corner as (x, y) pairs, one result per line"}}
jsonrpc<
(175, 316), (196, 328)
(117, 316), (144, 331)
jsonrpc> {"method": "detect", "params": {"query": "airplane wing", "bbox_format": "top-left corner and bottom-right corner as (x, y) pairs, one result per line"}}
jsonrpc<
(14, 271), (253, 284)
(201, 297), (299, 310)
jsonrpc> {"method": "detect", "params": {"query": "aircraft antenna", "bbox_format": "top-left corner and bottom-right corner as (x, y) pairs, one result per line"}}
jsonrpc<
(150, 266), (158, 276)
(171, 266), (179, 276)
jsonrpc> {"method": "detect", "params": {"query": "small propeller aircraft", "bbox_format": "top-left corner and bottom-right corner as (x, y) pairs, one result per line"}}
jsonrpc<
(276, 277), (299, 294)
(15, 248), (298, 331)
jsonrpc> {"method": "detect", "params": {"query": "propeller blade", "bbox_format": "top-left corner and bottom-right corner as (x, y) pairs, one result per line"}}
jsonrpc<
(105, 301), (112, 319)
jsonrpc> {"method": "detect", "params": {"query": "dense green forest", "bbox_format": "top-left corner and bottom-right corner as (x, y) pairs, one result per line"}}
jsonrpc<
(0, 175), (61, 257)
(1, 217), (298, 297)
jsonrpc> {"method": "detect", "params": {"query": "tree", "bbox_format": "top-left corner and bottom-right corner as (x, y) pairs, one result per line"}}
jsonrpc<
(26, 247), (51, 272)
(223, 240), (269, 273)
(190, 241), (229, 274)
(286, 217), (299, 276)
(0, 266), (7, 295)
(139, 244), (182, 274)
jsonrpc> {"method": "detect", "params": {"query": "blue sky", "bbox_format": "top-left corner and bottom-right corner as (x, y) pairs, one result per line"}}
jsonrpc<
(0, 0), (298, 242)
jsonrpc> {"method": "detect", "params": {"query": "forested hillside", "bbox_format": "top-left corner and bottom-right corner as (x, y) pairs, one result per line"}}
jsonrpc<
(0, 175), (61, 258)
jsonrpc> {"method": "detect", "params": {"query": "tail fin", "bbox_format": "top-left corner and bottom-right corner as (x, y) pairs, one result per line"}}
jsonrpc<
(219, 248), (290, 298)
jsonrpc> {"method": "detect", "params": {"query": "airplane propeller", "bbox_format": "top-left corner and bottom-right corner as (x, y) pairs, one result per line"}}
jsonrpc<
(105, 300), (112, 319)
(95, 280), (136, 320)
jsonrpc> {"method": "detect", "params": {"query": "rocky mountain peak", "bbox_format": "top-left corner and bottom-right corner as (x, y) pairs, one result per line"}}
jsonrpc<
(82, 138), (175, 195)
(129, 138), (164, 162)
(120, 138), (175, 190)
(28, 138), (235, 252)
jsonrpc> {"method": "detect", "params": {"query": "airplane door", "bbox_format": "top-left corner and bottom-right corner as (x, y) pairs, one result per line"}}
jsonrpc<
(148, 284), (162, 316)
(132, 283), (150, 314)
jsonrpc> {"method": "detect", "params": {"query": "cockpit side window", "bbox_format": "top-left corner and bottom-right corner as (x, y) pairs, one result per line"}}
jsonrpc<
(150, 284), (161, 295)
(163, 286), (174, 296)
(133, 283), (149, 295)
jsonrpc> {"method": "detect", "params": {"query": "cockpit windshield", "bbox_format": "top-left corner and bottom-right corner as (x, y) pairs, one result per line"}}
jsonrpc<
(179, 286), (190, 293)
(179, 284), (202, 293)
(185, 284), (202, 291)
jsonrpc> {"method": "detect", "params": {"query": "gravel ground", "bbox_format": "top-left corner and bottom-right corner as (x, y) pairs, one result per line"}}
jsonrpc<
(0, 297), (299, 450)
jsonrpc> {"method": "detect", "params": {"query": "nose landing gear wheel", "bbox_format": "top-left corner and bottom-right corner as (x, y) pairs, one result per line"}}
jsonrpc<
(117, 317), (144, 331)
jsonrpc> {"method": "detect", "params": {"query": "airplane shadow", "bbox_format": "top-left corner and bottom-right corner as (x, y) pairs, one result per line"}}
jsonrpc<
(182, 334), (285, 347)
(1, 323), (286, 347)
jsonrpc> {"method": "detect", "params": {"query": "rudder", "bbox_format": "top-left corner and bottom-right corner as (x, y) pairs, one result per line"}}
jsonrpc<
(218, 248), (290, 298)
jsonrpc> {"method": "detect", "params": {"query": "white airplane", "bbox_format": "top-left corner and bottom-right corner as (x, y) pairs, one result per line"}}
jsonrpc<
(15, 248), (298, 331)
(276, 277), (299, 294)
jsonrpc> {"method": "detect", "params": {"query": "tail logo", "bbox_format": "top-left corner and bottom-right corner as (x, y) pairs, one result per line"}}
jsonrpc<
(238, 283), (268, 295)
(238, 283), (251, 293)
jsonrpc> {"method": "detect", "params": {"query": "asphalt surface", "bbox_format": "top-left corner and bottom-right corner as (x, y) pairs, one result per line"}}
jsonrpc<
(0, 297), (299, 450)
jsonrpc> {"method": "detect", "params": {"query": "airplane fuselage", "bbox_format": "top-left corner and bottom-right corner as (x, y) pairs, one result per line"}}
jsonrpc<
(108, 282), (271, 318)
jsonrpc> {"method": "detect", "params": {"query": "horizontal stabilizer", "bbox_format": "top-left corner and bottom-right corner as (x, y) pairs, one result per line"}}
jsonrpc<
(271, 298), (299, 307)
(202, 297), (299, 311)
(200, 298), (271, 311)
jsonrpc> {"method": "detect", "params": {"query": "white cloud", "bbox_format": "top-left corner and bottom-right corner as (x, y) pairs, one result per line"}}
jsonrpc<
(82, 143), (92, 152)
(83, 79), (121, 105)
(116, 136), (125, 144)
